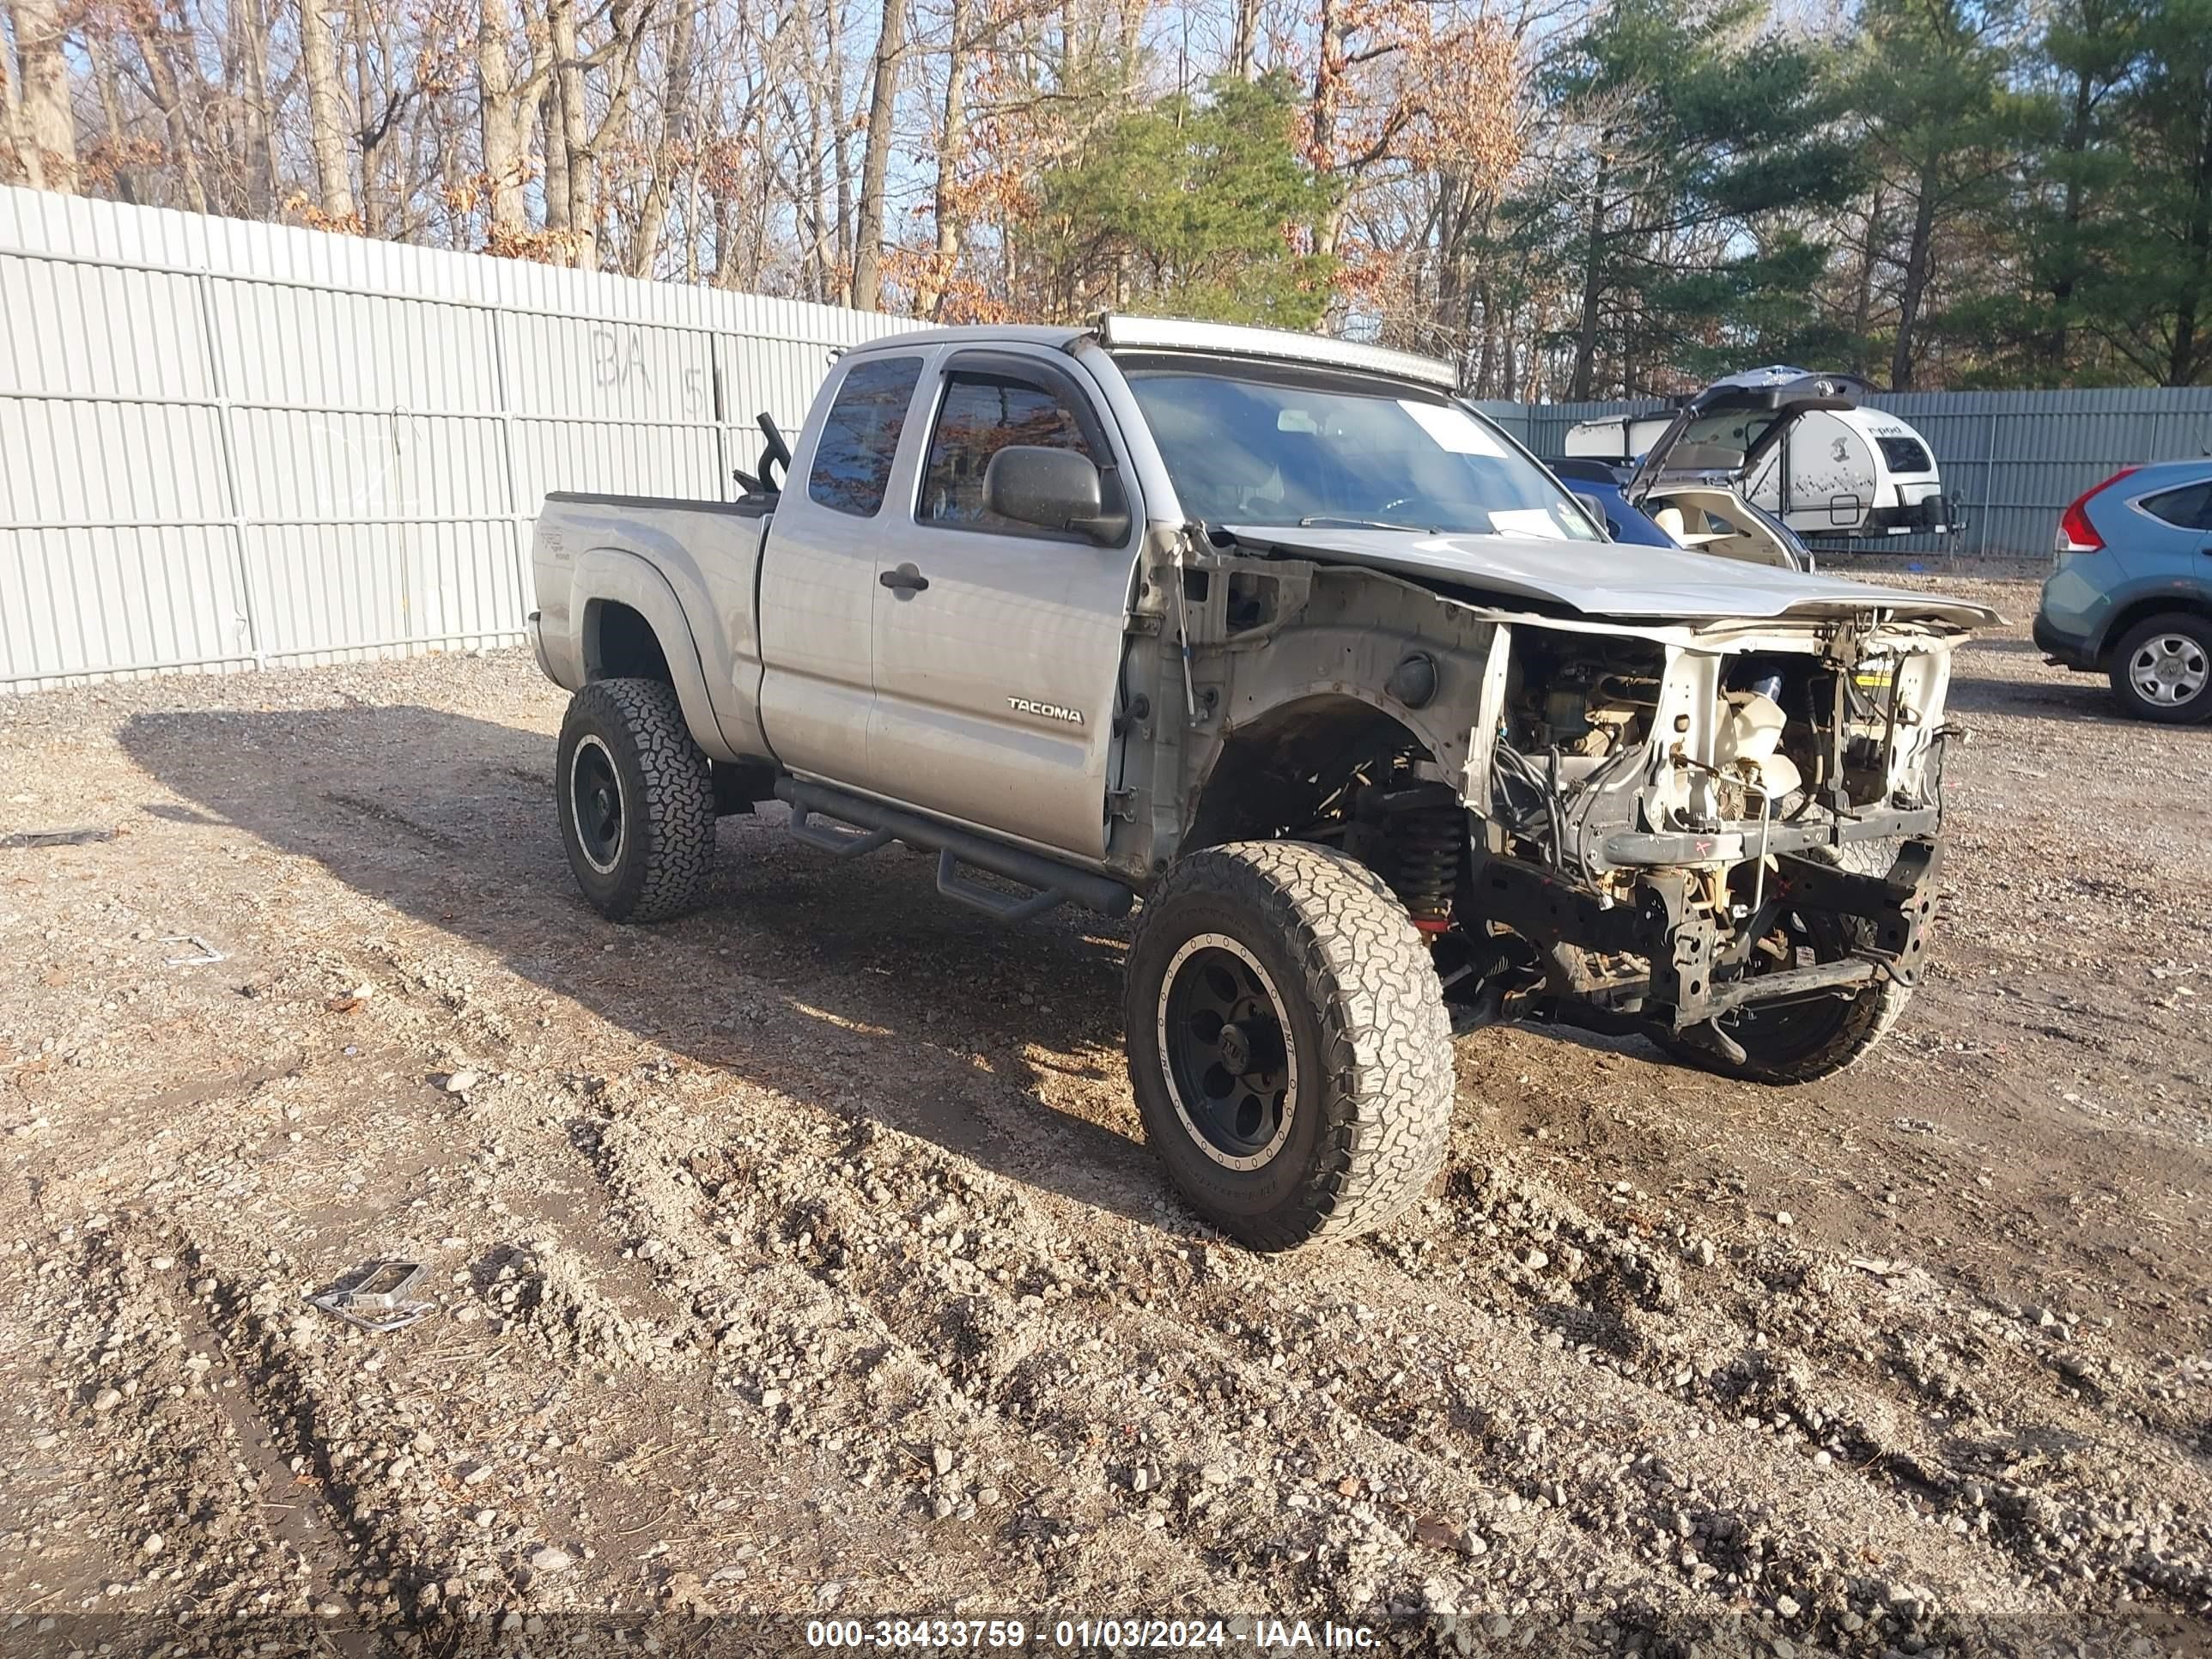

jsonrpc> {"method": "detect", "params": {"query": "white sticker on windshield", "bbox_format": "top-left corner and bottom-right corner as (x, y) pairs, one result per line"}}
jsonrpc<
(1489, 507), (1573, 541)
(1398, 400), (1510, 459)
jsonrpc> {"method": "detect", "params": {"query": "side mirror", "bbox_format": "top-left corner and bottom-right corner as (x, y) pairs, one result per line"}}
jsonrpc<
(982, 445), (1130, 545)
(1572, 491), (1614, 538)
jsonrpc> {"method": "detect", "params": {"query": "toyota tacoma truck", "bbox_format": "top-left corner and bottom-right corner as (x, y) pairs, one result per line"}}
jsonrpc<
(529, 314), (1996, 1251)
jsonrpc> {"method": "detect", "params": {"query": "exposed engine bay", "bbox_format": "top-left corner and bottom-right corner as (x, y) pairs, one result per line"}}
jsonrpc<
(1148, 543), (1967, 1063)
(1480, 627), (1948, 882)
(1452, 623), (1948, 1059)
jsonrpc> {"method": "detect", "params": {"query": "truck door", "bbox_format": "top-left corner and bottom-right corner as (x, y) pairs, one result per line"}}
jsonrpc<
(756, 352), (928, 783)
(862, 348), (1140, 860)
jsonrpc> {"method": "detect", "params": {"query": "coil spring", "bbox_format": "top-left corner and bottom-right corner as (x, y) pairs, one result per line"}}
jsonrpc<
(1390, 804), (1461, 933)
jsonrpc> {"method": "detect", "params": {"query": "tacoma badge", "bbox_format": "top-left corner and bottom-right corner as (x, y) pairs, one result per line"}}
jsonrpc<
(1007, 696), (1085, 726)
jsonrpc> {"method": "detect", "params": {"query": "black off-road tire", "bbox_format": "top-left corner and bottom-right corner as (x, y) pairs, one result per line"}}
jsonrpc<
(1125, 841), (1455, 1251)
(1660, 841), (1911, 1085)
(1826, 836), (1905, 878)
(556, 678), (716, 922)
(2106, 612), (2212, 724)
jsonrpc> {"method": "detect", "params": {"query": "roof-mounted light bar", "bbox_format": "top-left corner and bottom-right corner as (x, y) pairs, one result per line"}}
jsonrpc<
(1093, 313), (1459, 391)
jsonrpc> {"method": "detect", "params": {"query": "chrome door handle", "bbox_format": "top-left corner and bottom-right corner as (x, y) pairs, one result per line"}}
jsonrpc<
(879, 565), (929, 593)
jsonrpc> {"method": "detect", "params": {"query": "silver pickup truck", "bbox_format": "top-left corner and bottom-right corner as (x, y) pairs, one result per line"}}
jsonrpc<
(529, 315), (1995, 1251)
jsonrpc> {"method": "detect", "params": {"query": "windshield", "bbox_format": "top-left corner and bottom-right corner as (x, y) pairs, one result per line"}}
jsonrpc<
(1122, 362), (1603, 542)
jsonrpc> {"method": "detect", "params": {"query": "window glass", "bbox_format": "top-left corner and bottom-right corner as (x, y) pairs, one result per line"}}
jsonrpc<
(1876, 435), (1932, 473)
(1676, 410), (1759, 466)
(919, 373), (1097, 532)
(2142, 482), (2212, 531)
(808, 356), (922, 517)
(1124, 366), (1601, 542)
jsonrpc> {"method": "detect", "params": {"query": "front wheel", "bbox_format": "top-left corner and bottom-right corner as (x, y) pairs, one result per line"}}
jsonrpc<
(1124, 842), (1455, 1251)
(1660, 842), (1911, 1085)
(2108, 613), (2212, 723)
(556, 678), (716, 922)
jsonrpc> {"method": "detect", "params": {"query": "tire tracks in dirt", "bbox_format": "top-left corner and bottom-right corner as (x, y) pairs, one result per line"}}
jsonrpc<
(550, 1018), (2203, 1651)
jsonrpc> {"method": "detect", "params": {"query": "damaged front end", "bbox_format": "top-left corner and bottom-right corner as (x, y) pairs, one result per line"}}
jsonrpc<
(1134, 537), (1978, 1067)
(1451, 615), (1954, 1059)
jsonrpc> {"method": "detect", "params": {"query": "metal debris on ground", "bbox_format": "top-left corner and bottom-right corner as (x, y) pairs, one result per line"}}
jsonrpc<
(306, 1261), (437, 1333)
(1, 825), (117, 848)
(161, 935), (226, 966)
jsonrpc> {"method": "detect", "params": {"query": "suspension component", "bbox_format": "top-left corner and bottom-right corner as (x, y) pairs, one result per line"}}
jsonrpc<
(1355, 782), (1464, 934)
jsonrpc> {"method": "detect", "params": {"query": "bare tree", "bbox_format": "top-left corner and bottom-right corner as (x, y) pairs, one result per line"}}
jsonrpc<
(230, 0), (277, 216)
(546, 0), (585, 246)
(0, 9), (29, 185)
(5, 0), (79, 191)
(828, 0), (854, 297)
(82, 21), (140, 201)
(544, 0), (655, 269)
(128, 3), (207, 211)
(301, 0), (357, 222)
(849, 0), (905, 310)
(629, 0), (702, 276)
(1230, 0), (1260, 79)
(911, 0), (969, 317)
(477, 0), (568, 249)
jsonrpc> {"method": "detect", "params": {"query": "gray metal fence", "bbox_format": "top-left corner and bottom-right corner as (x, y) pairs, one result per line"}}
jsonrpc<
(1474, 386), (2212, 561)
(0, 186), (921, 691)
(10, 186), (2212, 692)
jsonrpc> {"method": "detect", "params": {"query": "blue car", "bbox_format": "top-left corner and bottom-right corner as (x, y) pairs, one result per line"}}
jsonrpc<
(1545, 459), (1680, 547)
(2034, 459), (2212, 722)
(1547, 456), (1818, 567)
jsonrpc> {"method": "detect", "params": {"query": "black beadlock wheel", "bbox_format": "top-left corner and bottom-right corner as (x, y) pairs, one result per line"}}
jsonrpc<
(555, 678), (716, 923)
(1125, 841), (1455, 1251)
(1157, 934), (1297, 1169)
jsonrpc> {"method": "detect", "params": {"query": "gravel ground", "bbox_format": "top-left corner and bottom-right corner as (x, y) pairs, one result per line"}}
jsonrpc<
(1, 572), (2209, 1656)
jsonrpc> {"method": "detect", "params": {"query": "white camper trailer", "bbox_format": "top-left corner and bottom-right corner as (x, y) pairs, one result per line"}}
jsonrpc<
(1564, 372), (1957, 541)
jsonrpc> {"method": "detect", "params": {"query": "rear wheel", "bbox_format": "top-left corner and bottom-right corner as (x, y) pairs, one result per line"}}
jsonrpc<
(2108, 613), (2212, 723)
(1125, 842), (1454, 1250)
(556, 678), (716, 922)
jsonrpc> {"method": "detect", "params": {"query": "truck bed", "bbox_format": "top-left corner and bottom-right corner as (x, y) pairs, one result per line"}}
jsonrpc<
(532, 492), (777, 768)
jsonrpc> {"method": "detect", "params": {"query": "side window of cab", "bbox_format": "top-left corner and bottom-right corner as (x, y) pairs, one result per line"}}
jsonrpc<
(807, 356), (924, 517)
(917, 369), (1115, 540)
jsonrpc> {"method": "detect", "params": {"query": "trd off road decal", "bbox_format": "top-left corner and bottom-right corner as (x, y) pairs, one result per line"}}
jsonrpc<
(1006, 696), (1085, 726)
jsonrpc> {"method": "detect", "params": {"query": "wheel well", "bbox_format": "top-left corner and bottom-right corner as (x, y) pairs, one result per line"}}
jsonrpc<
(2100, 596), (2212, 665)
(1188, 695), (1438, 848)
(586, 600), (672, 684)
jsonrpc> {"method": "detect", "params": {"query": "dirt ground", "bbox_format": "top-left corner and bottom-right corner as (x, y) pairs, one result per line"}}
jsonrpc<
(1, 570), (2208, 1656)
